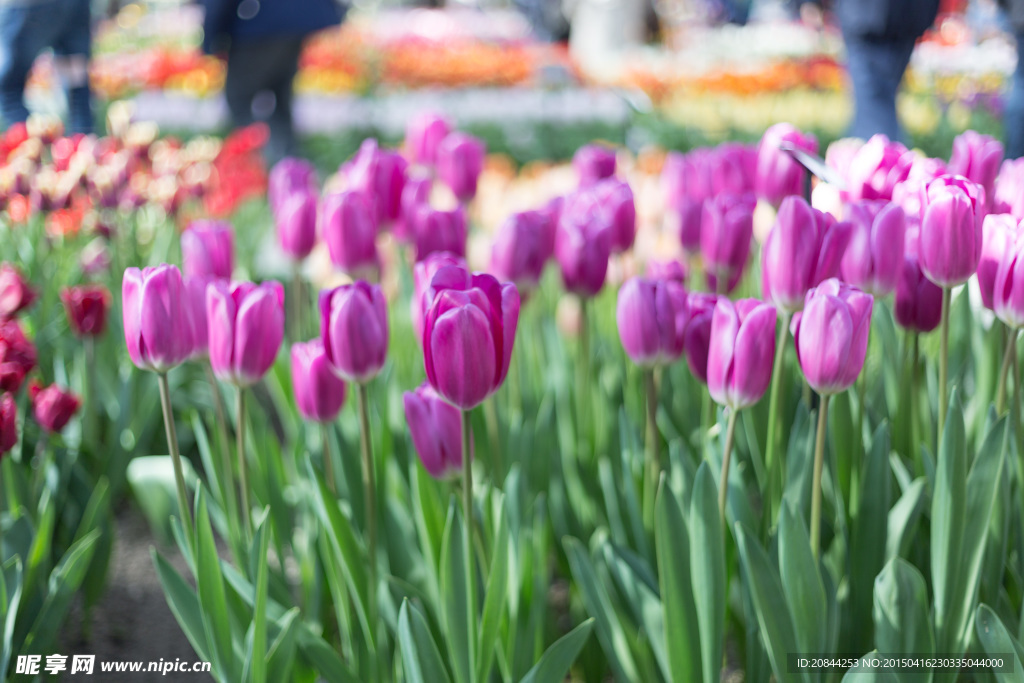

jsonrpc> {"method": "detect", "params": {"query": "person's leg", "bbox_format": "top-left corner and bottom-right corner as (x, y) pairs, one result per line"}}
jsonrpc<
(844, 33), (915, 142)
(223, 42), (264, 130)
(1006, 33), (1024, 159)
(0, 4), (49, 127)
(52, 0), (93, 134)
(264, 37), (304, 165)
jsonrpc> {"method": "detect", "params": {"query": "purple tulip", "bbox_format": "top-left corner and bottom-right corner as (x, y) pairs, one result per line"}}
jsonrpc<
(845, 134), (912, 202)
(291, 339), (347, 423)
(994, 158), (1024, 219)
(707, 298), (777, 409)
(395, 174), (432, 242)
(646, 258), (687, 284)
(185, 276), (211, 358)
(269, 157), (316, 216)
(412, 252), (468, 343)
(662, 151), (711, 208)
(684, 292), (718, 383)
(422, 266), (519, 410)
(276, 189), (318, 261)
(321, 189), (380, 279)
(948, 130), (1003, 208)
(700, 193), (756, 294)
(824, 138), (863, 183)
(978, 214), (1018, 310)
(346, 138), (407, 228)
(840, 200), (906, 296)
(406, 111), (452, 168)
(792, 279), (873, 395)
(918, 174), (986, 288)
(573, 144), (616, 187)
(182, 220), (234, 281)
(761, 196), (852, 313)
(123, 264), (196, 373)
(555, 201), (612, 298)
(712, 142), (757, 195)
(320, 281), (388, 384)
(592, 178), (636, 253)
(894, 228), (943, 333)
(755, 123), (818, 206)
(490, 209), (555, 296)
(437, 132), (485, 203)
(992, 230), (1024, 328)
(207, 280), (285, 387)
(403, 382), (464, 479)
(411, 205), (467, 262)
(891, 154), (948, 230)
(616, 277), (689, 367)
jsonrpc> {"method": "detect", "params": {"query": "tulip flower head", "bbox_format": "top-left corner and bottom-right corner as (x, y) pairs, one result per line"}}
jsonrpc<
(185, 276), (211, 358)
(490, 209), (556, 296)
(422, 266), (519, 410)
(894, 228), (943, 333)
(978, 214), (1018, 310)
(406, 110), (452, 169)
(395, 174), (432, 242)
(346, 138), (407, 228)
(555, 199), (612, 298)
(573, 143), (616, 187)
(0, 264), (36, 319)
(792, 279), (873, 395)
(291, 339), (347, 423)
(700, 192), (756, 294)
(948, 130), (1003, 208)
(320, 281), (388, 384)
(321, 189), (380, 280)
(276, 188), (318, 261)
(437, 132), (485, 203)
(592, 178), (636, 253)
(61, 285), (110, 337)
(412, 205), (467, 262)
(616, 277), (689, 367)
(917, 174), (986, 288)
(268, 157), (317, 216)
(994, 157), (1024, 219)
(182, 219), (234, 281)
(992, 230), (1024, 328)
(29, 381), (80, 433)
(0, 393), (16, 456)
(712, 142), (758, 196)
(707, 298), (777, 409)
(646, 258), (688, 284)
(684, 292), (719, 384)
(755, 123), (818, 206)
(207, 280), (285, 387)
(839, 200), (906, 297)
(123, 264), (196, 374)
(845, 134), (911, 202)
(404, 382), (464, 479)
(0, 319), (36, 393)
(412, 251), (467, 343)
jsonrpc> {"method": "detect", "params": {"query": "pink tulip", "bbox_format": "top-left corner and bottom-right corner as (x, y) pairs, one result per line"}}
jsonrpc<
(978, 214), (1018, 310)
(320, 281), (388, 384)
(707, 298), (777, 409)
(761, 196), (852, 313)
(346, 139), (407, 228)
(185, 276), (211, 358)
(291, 339), (347, 423)
(395, 174), (432, 242)
(555, 202), (611, 298)
(894, 228), (943, 333)
(712, 142), (757, 195)
(404, 382), (464, 479)
(684, 292), (718, 383)
(994, 158), (1024, 219)
(182, 220), (234, 281)
(412, 205), (467, 262)
(321, 189), (379, 279)
(891, 155), (948, 230)
(824, 138), (864, 183)
(0, 264), (35, 320)
(845, 134), (911, 202)
(490, 209), (555, 296)
(268, 157), (316, 216)
(123, 265), (196, 373)
(700, 193), (756, 294)
(573, 144), (616, 187)
(616, 277), (689, 367)
(792, 279), (873, 395)
(918, 174), (985, 287)
(412, 252), (467, 343)
(840, 200), (906, 296)
(437, 132), (485, 203)
(948, 130), (1003, 208)
(276, 189), (318, 261)
(755, 123), (818, 206)
(992, 230), (1024, 328)
(29, 381), (80, 433)
(0, 393), (16, 456)
(646, 258), (687, 284)
(406, 111), (452, 168)
(207, 280), (285, 387)
(592, 178), (636, 253)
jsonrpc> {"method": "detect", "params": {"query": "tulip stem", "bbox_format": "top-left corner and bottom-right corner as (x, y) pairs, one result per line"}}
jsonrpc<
(205, 364), (237, 528)
(84, 336), (97, 453)
(644, 369), (660, 534)
(321, 423), (337, 496)
(236, 388), (251, 536)
(718, 409), (739, 522)
(483, 397), (502, 483)
(356, 383), (379, 661)
(577, 297), (591, 456)
(938, 287), (951, 441)
(910, 333), (920, 461)
(763, 311), (791, 527)
(461, 409), (478, 680)
(810, 393), (831, 560)
(997, 329), (1019, 416)
(292, 265), (304, 342)
(157, 373), (193, 547)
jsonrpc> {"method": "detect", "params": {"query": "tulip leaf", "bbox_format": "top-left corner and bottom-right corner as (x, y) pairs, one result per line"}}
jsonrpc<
(600, 540), (667, 677)
(194, 488), (238, 682)
(778, 505), (827, 661)
(873, 557), (934, 676)
(841, 651), (900, 683)
(440, 500), (473, 683)
(265, 607), (300, 683)
(689, 463), (725, 683)
(519, 618), (595, 683)
(477, 504), (509, 683)
(398, 599), (453, 683)
(976, 604), (1024, 683)
(886, 478), (927, 562)
(249, 509), (271, 683)
(783, 403), (815, 519)
(931, 391), (966, 656)
(295, 627), (363, 683)
(0, 557), (22, 682)
(151, 549), (211, 663)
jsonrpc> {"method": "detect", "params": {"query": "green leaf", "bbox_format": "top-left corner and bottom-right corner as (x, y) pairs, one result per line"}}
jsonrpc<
(250, 510), (271, 683)
(886, 479), (926, 562)
(265, 608), (300, 683)
(689, 463), (725, 683)
(519, 618), (595, 683)
(873, 558), (934, 679)
(152, 549), (211, 662)
(931, 391), (967, 655)
(295, 628), (362, 683)
(779, 505), (827, 659)
(783, 403), (815, 518)
(976, 604), (1024, 683)
(398, 599), (453, 683)
(477, 505), (509, 683)
(654, 479), (702, 683)
(440, 500), (473, 683)
(841, 651), (900, 683)
(195, 488), (238, 682)
(0, 557), (22, 681)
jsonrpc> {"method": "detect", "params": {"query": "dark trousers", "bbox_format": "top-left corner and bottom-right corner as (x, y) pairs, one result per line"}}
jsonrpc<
(223, 36), (304, 166)
(1007, 32), (1024, 159)
(843, 33), (917, 143)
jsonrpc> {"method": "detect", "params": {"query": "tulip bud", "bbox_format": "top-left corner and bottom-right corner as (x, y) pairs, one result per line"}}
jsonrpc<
(320, 281), (388, 384)
(0, 393), (16, 456)
(123, 265), (196, 373)
(422, 266), (519, 409)
(555, 201), (611, 298)
(700, 193), (755, 294)
(403, 382), (464, 479)
(792, 279), (873, 395)
(684, 292), (718, 383)
(185, 276), (211, 358)
(573, 144), (616, 187)
(894, 228), (943, 333)
(948, 130), (1003, 208)
(437, 132), (485, 203)
(412, 252), (467, 343)
(412, 205), (467, 262)
(593, 178), (636, 253)
(276, 189), (318, 261)
(346, 138), (407, 228)
(992, 230), (1024, 328)
(0, 264), (36, 319)
(646, 258), (687, 284)
(616, 277), (689, 367)
(673, 197), (704, 255)
(29, 381), (80, 433)
(918, 174), (985, 288)
(994, 158), (1024, 219)
(61, 285), (110, 337)
(707, 298), (777, 409)
(978, 214), (1018, 310)
(840, 200), (906, 297)
(321, 189), (380, 280)
(268, 157), (317, 215)
(762, 196), (852, 313)
(395, 174), (432, 242)
(406, 111), (451, 168)
(712, 142), (758, 195)
(490, 209), (555, 297)
(182, 219), (234, 281)
(291, 339), (347, 423)
(207, 281), (285, 387)
(755, 123), (818, 206)
(845, 134), (911, 202)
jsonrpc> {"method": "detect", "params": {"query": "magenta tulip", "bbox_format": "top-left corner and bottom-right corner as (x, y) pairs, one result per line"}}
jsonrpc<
(712, 142), (757, 196)
(555, 203), (611, 298)
(616, 277), (689, 367)
(792, 279), (873, 395)
(0, 320), (37, 393)
(573, 144), (616, 187)
(412, 205), (467, 262)
(403, 382), (464, 479)
(593, 178), (636, 253)
(0, 393), (15, 456)
(182, 220), (234, 281)
(291, 339), (347, 423)
(422, 266), (519, 409)
(840, 200), (906, 296)
(321, 189), (380, 279)
(123, 264), (196, 373)
(207, 280), (285, 387)
(706, 298), (777, 409)
(437, 132), (485, 203)
(700, 193), (755, 294)
(978, 214), (1018, 310)
(490, 209), (555, 296)
(894, 228), (943, 333)
(395, 174), (432, 242)
(994, 158), (1024, 219)
(0, 264), (35, 319)
(406, 111), (452, 168)
(29, 381), (80, 433)
(918, 174), (985, 288)
(755, 123), (818, 206)
(891, 154), (948, 230)
(761, 196), (851, 313)
(276, 188), (318, 261)
(320, 281), (388, 384)
(346, 138), (407, 227)
(412, 252), (467, 343)
(185, 276), (211, 358)
(646, 258), (687, 284)
(845, 134), (911, 202)
(268, 157), (316, 216)
(992, 231), (1024, 328)
(684, 292), (718, 383)
(948, 130), (1003, 207)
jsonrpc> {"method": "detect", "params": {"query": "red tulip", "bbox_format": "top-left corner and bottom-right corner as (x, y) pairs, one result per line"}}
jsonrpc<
(0, 264), (35, 319)
(61, 285), (111, 337)
(0, 320), (36, 392)
(29, 381), (80, 433)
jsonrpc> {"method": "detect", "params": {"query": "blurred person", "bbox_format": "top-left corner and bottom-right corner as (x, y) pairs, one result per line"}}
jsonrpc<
(201, 0), (344, 165)
(514, 0), (570, 41)
(0, 0), (93, 133)
(1001, 0), (1024, 157)
(839, 0), (940, 142)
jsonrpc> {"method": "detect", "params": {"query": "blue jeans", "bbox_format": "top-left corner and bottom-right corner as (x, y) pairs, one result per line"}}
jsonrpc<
(843, 33), (917, 143)
(0, 0), (93, 134)
(1006, 33), (1024, 159)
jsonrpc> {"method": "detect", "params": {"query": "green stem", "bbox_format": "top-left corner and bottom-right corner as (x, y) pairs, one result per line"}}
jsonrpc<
(718, 409), (739, 522)
(644, 368), (660, 534)
(237, 387), (251, 536)
(356, 384), (379, 664)
(938, 287), (951, 441)
(84, 336), (96, 454)
(321, 422), (337, 496)
(461, 409), (478, 680)
(293, 265), (304, 342)
(157, 373), (193, 546)
(910, 333), (920, 464)
(763, 311), (791, 526)
(810, 393), (832, 560)
(577, 297), (590, 457)
(483, 396), (502, 482)
(997, 328), (1019, 416)
(205, 364), (237, 528)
